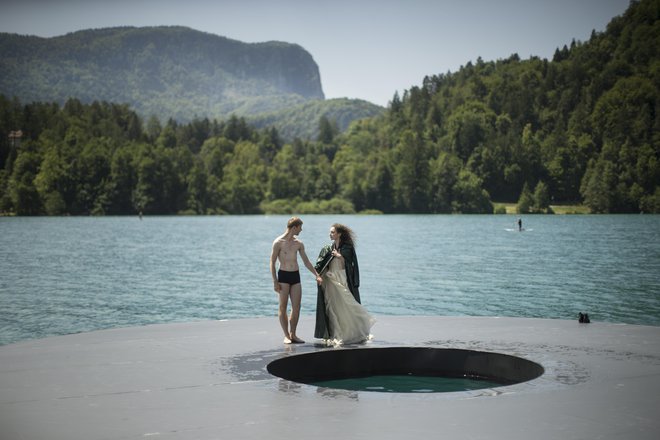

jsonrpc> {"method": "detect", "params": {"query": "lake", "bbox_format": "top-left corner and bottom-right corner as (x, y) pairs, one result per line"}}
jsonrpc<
(1, 214), (659, 346)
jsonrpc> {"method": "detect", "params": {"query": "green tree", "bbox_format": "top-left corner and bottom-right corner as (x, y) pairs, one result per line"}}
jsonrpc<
(107, 145), (137, 214)
(75, 138), (113, 214)
(546, 134), (594, 202)
(8, 148), (42, 215)
(592, 76), (657, 146)
(132, 144), (184, 214)
(363, 153), (394, 213)
(0, 170), (11, 212)
(317, 115), (338, 144)
(157, 119), (178, 149)
(640, 187), (660, 213)
(429, 152), (462, 213)
(533, 181), (552, 213)
(219, 141), (266, 213)
(516, 182), (535, 214)
(392, 130), (430, 212)
(267, 144), (303, 200)
(185, 158), (208, 214)
(333, 145), (367, 211)
(145, 115), (162, 142)
(303, 155), (336, 201)
(446, 101), (496, 162)
(200, 136), (234, 179)
(580, 157), (616, 213)
(451, 169), (493, 214)
(33, 134), (78, 213)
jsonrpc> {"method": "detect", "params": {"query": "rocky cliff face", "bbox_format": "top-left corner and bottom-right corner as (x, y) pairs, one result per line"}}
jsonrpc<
(0, 26), (325, 121)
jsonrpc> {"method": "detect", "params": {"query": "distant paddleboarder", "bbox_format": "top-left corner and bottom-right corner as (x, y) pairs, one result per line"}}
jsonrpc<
(518, 218), (522, 231)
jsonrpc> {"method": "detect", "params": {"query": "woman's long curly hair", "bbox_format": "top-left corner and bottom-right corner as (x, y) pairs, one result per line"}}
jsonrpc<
(333, 223), (356, 247)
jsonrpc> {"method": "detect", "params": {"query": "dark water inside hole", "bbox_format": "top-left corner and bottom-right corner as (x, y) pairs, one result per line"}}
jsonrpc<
(310, 374), (504, 393)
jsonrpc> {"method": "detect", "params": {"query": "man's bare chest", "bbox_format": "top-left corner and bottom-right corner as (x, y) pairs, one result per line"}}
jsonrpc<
(279, 241), (299, 258)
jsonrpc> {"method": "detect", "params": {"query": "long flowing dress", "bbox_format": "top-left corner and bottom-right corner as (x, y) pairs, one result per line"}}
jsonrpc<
(322, 257), (375, 345)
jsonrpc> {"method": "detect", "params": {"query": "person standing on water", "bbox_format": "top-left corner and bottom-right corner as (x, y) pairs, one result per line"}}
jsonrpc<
(270, 217), (322, 344)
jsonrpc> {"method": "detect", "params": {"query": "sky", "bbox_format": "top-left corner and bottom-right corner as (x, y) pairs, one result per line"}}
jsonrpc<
(0, 0), (632, 107)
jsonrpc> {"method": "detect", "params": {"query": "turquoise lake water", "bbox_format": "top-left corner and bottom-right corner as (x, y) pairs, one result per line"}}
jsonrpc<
(310, 375), (504, 393)
(1, 214), (659, 346)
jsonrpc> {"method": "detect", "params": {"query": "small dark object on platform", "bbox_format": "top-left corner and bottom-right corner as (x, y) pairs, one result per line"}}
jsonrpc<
(578, 313), (591, 324)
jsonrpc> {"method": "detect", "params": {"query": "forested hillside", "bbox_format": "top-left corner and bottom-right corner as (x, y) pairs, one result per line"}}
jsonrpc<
(0, 0), (658, 216)
(333, 0), (659, 214)
(0, 26), (324, 122)
(249, 98), (384, 141)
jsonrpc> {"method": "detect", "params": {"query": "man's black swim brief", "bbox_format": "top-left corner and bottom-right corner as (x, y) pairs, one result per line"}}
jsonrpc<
(277, 269), (301, 286)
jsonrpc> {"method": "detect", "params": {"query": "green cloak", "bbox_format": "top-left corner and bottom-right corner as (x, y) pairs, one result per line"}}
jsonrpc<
(313, 242), (361, 339)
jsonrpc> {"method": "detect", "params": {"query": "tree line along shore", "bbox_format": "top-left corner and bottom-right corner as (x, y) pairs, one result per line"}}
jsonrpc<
(1, 0), (658, 215)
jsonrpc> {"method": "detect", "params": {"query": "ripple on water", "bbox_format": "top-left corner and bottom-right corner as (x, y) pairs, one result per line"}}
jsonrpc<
(1, 214), (659, 345)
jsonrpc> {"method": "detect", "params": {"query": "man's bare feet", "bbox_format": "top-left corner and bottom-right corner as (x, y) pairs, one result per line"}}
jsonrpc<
(283, 336), (292, 344)
(290, 335), (305, 344)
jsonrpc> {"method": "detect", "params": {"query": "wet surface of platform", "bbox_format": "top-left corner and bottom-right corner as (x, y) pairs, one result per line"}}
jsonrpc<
(1, 316), (659, 439)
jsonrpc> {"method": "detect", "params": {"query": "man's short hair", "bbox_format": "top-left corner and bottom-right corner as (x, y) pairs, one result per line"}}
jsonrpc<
(287, 217), (303, 229)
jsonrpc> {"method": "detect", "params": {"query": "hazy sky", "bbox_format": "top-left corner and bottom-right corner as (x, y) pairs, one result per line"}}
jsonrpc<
(0, 0), (631, 107)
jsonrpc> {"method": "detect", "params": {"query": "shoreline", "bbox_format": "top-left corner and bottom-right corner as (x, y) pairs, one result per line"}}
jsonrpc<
(6, 208), (653, 217)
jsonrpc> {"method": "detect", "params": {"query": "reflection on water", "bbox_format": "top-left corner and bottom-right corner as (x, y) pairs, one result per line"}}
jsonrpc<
(311, 375), (504, 393)
(316, 385), (359, 400)
(278, 379), (302, 394)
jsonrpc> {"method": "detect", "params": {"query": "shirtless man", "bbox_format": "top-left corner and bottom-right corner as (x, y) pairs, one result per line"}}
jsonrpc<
(270, 217), (322, 344)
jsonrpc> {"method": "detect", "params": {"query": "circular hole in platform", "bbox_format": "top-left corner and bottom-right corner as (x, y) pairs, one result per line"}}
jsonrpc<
(267, 347), (544, 393)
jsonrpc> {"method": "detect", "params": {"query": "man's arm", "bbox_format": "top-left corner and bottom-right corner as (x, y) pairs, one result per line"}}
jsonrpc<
(299, 242), (322, 284)
(270, 240), (281, 292)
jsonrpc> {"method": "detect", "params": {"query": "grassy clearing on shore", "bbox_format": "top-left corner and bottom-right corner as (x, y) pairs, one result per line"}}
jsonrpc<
(550, 204), (590, 214)
(494, 203), (590, 215)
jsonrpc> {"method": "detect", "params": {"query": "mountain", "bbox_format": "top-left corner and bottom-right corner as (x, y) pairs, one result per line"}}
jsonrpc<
(1, 0), (657, 216)
(0, 26), (325, 122)
(249, 98), (385, 141)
